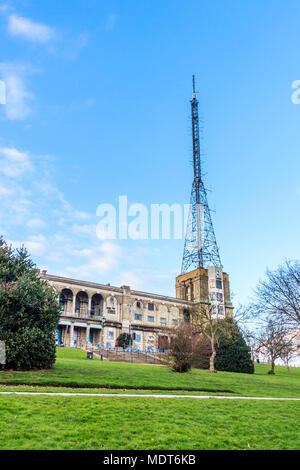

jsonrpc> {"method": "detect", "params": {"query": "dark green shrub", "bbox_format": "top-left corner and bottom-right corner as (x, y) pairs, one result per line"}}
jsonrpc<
(193, 320), (254, 374)
(215, 319), (254, 374)
(116, 333), (132, 349)
(0, 238), (60, 370)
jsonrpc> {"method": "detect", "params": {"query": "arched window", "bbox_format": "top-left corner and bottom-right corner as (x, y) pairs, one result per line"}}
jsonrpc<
(91, 294), (103, 316)
(59, 288), (73, 313)
(75, 291), (88, 315)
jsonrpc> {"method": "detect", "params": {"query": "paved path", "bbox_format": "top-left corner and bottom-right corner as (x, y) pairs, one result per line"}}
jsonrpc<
(0, 391), (299, 400)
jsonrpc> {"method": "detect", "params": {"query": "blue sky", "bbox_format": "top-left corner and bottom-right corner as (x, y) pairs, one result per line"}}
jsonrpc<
(0, 0), (299, 307)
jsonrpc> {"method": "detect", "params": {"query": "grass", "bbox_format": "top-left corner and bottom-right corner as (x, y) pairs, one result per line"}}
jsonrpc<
(0, 394), (299, 450)
(0, 348), (300, 398)
(0, 348), (299, 450)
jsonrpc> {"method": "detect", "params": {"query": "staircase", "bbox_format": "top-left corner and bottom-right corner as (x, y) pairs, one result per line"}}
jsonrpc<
(85, 346), (170, 365)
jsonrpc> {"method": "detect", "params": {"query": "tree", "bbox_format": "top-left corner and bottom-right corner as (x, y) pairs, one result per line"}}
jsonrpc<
(254, 319), (296, 375)
(0, 237), (61, 370)
(214, 318), (254, 374)
(280, 337), (299, 376)
(192, 334), (212, 369)
(116, 332), (132, 349)
(251, 260), (300, 329)
(191, 302), (233, 373)
(192, 318), (254, 374)
(169, 320), (193, 373)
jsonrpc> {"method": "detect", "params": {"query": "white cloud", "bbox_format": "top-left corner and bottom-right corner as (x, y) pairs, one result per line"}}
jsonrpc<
(71, 223), (97, 236)
(65, 242), (122, 279)
(5, 74), (33, 119)
(26, 218), (47, 230)
(8, 14), (55, 43)
(0, 183), (12, 196)
(0, 147), (32, 177)
(117, 270), (147, 290)
(0, 145), (94, 255)
(9, 234), (48, 256)
(0, 63), (34, 120)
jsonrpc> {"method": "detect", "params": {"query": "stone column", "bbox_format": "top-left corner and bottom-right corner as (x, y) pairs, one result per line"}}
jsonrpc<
(70, 322), (74, 348)
(72, 290), (78, 316)
(86, 325), (90, 346)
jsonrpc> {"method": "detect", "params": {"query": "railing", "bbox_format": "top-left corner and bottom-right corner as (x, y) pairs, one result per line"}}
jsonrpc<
(60, 310), (105, 320)
(86, 345), (170, 365)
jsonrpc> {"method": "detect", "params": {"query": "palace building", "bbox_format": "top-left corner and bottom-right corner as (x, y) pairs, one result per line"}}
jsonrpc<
(42, 267), (233, 351)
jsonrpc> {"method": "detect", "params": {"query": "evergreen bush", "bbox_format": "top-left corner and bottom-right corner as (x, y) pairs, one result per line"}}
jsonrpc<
(0, 238), (60, 370)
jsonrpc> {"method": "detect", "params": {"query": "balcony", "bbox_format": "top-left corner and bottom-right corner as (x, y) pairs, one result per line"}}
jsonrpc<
(60, 309), (105, 321)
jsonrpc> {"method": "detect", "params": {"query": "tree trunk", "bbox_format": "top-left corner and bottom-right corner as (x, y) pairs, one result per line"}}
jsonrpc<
(209, 337), (217, 373)
(269, 360), (275, 375)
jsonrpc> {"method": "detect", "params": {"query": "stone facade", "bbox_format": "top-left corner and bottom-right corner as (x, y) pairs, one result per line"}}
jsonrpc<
(42, 265), (233, 351)
(42, 272), (190, 351)
(176, 266), (233, 317)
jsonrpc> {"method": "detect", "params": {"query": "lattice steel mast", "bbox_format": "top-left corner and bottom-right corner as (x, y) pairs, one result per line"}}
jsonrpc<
(181, 76), (222, 274)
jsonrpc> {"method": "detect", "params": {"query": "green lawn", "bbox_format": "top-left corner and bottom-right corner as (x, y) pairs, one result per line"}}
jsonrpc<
(0, 348), (300, 450)
(0, 347), (299, 398)
(0, 394), (299, 450)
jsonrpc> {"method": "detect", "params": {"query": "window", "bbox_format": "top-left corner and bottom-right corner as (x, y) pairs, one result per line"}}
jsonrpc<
(136, 301), (141, 309)
(218, 305), (224, 314)
(210, 280), (215, 288)
(148, 303), (154, 311)
(210, 293), (217, 301)
(147, 315), (154, 322)
(134, 334), (141, 342)
(216, 293), (223, 301)
(107, 331), (114, 339)
(160, 317), (166, 324)
(172, 319), (178, 325)
(135, 313), (142, 321)
(216, 280), (222, 289)
(107, 308), (115, 314)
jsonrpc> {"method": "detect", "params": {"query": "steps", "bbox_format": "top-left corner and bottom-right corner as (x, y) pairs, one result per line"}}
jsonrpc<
(85, 347), (170, 365)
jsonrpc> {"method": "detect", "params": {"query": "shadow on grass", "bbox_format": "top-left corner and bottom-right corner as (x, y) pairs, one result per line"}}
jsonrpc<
(0, 381), (234, 393)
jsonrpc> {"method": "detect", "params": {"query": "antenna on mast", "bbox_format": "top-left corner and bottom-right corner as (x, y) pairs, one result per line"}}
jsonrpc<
(192, 75), (196, 99)
(181, 76), (222, 274)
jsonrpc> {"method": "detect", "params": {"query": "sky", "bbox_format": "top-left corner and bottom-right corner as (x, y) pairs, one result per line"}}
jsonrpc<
(0, 0), (299, 308)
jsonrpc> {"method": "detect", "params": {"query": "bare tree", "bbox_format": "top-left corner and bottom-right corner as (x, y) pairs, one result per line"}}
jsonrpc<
(243, 326), (259, 362)
(280, 331), (300, 375)
(168, 320), (193, 373)
(255, 319), (296, 375)
(191, 303), (234, 373)
(251, 260), (300, 329)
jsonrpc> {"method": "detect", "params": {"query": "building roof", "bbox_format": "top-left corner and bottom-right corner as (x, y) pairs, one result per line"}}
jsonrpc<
(42, 272), (191, 306)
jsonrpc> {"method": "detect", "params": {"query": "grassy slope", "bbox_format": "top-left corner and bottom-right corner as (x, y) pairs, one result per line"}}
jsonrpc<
(0, 349), (299, 450)
(0, 348), (299, 397)
(0, 395), (299, 450)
